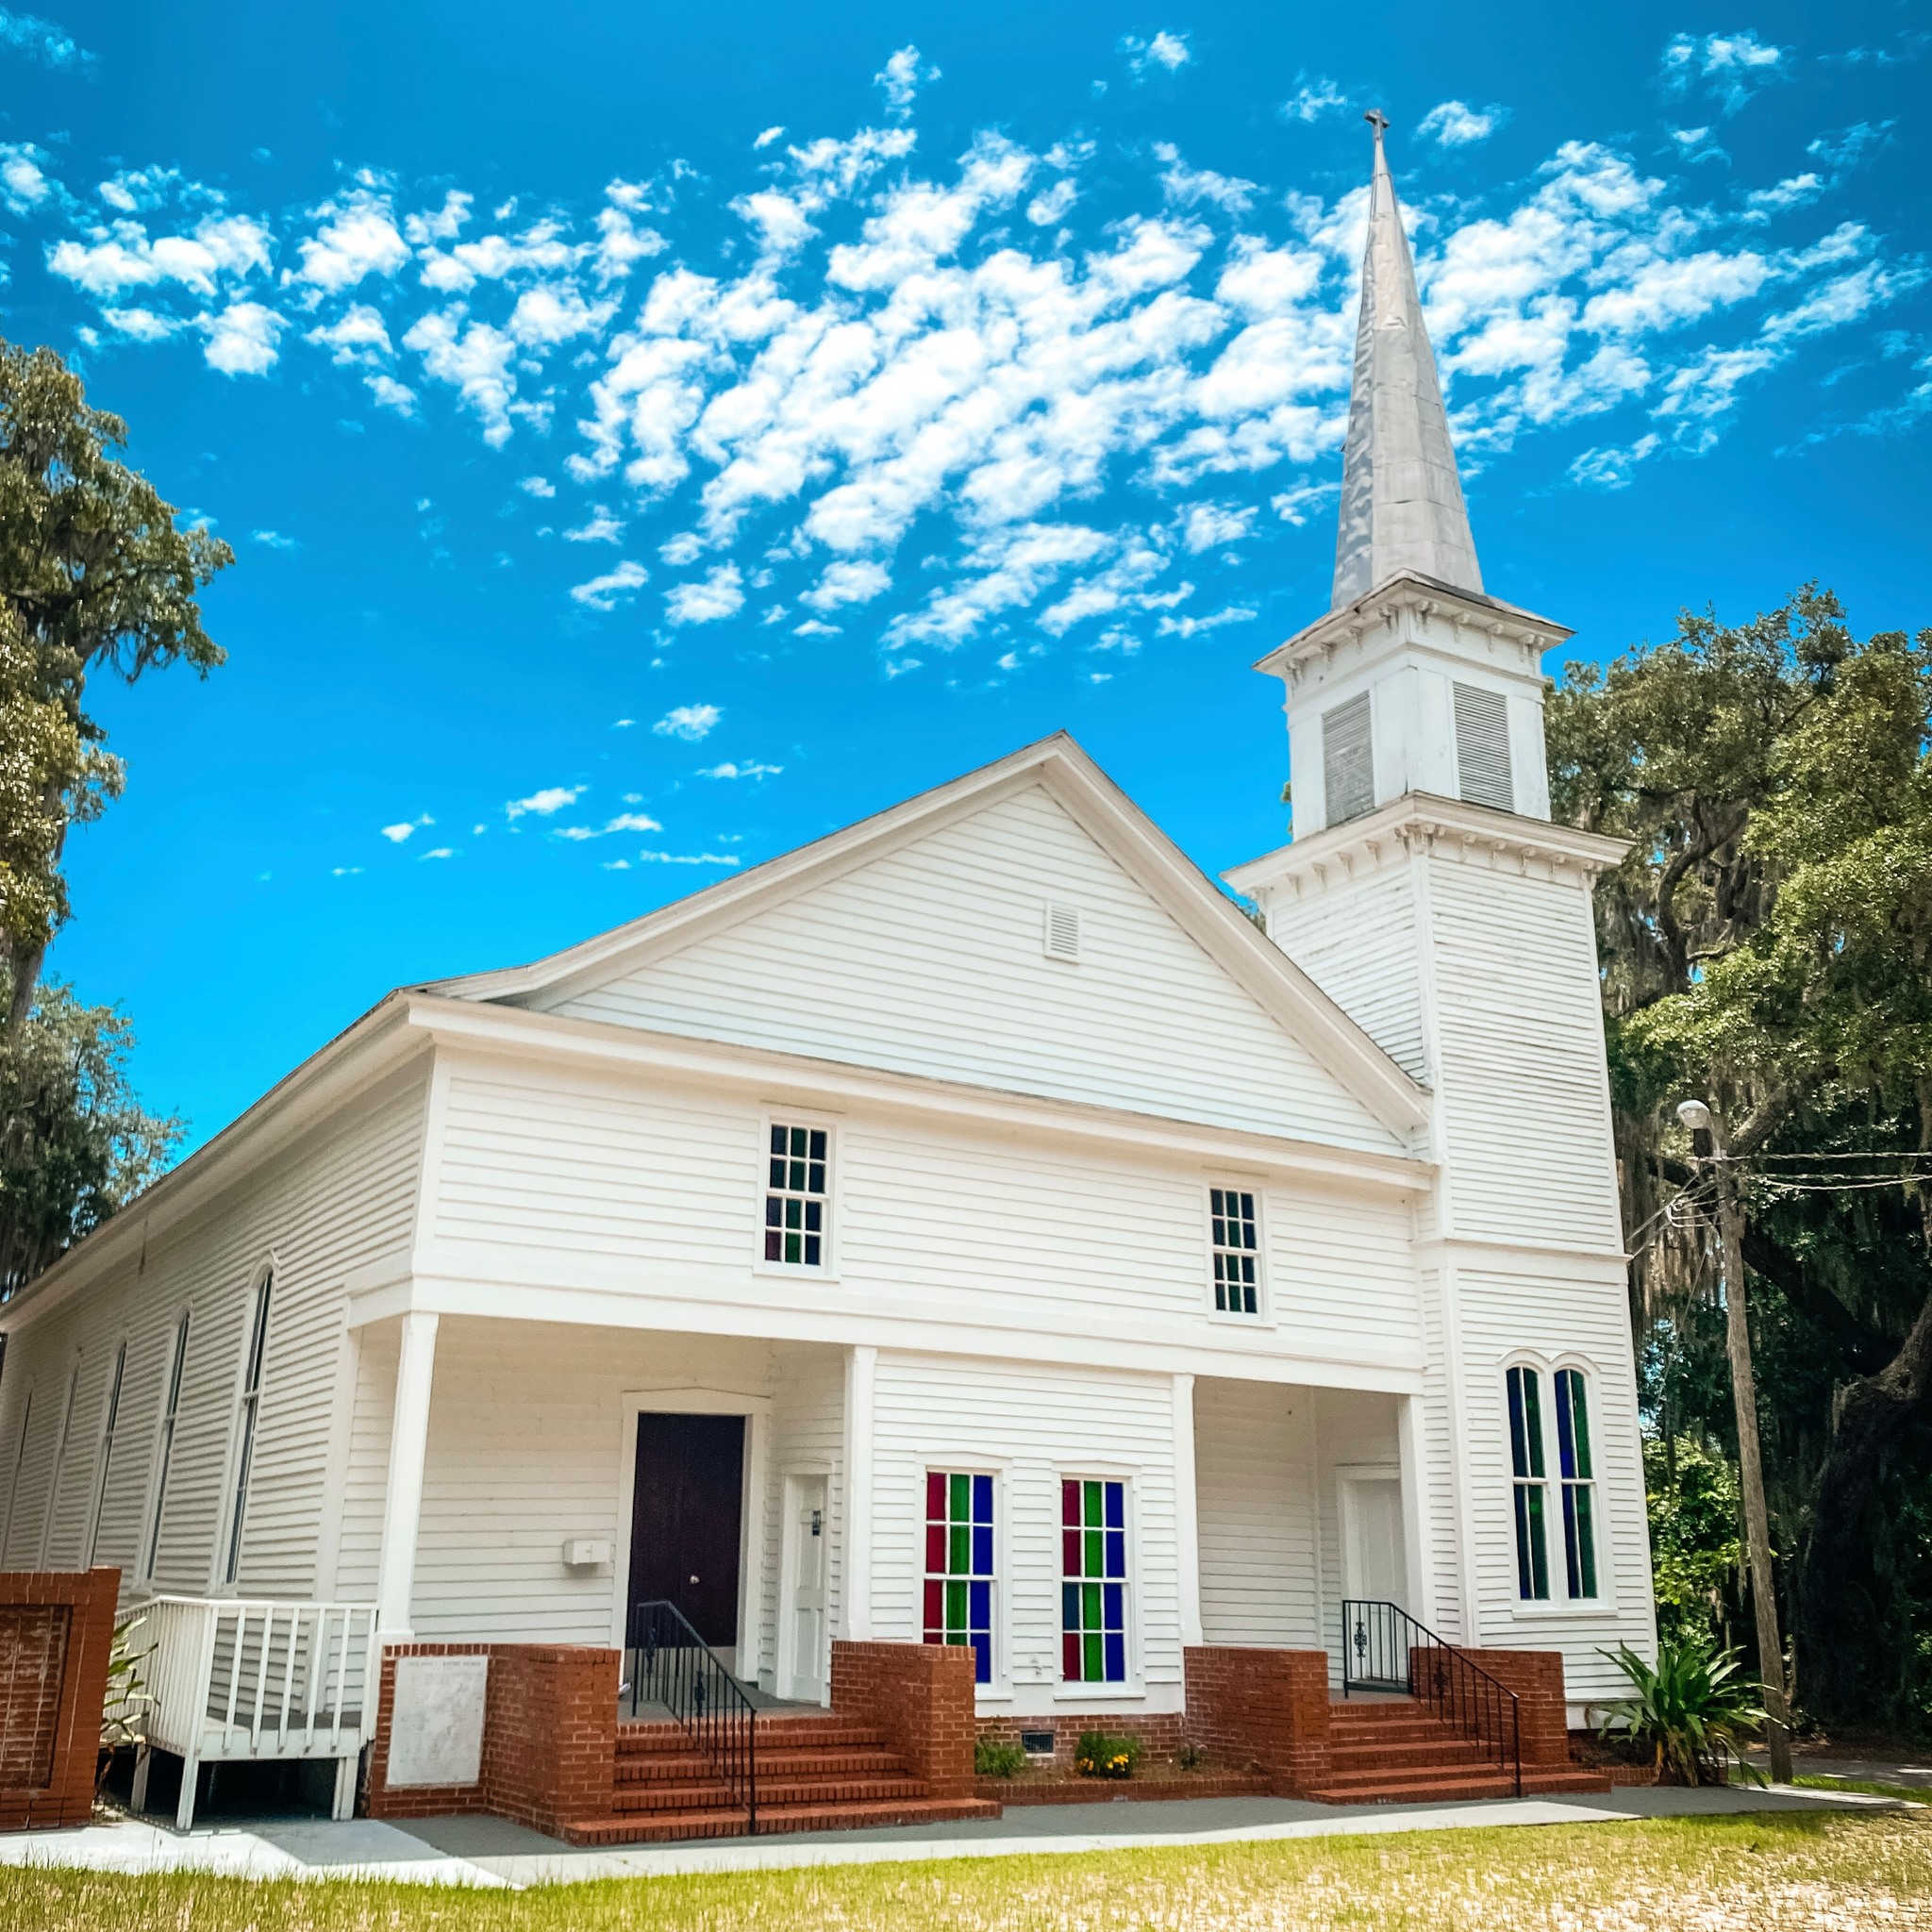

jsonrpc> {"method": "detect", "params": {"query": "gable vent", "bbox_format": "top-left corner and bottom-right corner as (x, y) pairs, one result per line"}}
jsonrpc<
(1042, 902), (1081, 962)
(1323, 693), (1374, 826)
(1454, 681), (1515, 812)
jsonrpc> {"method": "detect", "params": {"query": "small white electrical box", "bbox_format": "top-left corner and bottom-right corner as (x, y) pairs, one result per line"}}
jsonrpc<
(560, 1539), (612, 1568)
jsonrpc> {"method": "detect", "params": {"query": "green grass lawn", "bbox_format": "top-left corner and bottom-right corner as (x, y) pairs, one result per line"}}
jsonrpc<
(5, 1811), (1930, 1931)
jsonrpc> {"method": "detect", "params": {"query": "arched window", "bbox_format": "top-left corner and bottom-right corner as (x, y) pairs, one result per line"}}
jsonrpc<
(1554, 1368), (1598, 1600)
(223, 1271), (274, 1586)
(1506, 1365), (1550, 1601)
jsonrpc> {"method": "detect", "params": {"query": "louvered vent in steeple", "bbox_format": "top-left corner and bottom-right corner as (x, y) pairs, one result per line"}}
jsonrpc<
(1454, 682), (1514, 811)
(1323, 694), (1374, 826)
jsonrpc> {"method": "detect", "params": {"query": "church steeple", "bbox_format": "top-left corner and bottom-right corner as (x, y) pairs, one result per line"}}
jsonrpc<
(1331, 113), (1482, 609)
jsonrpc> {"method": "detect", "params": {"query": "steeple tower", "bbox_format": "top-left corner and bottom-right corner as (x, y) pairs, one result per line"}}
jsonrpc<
(1332, 113), (1483, 608)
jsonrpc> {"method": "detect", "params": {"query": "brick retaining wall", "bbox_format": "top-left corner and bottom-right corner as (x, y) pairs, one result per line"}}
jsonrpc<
(829, 1641), (976, 1799)
(0, 1569), (118, 1830)
(1183, 1645), (1332, 1795)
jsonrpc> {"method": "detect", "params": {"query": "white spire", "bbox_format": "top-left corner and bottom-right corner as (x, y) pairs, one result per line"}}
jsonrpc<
(1331, 112), (1482, 610)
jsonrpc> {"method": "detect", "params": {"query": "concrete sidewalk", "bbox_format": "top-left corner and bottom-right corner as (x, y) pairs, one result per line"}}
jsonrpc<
(0, 1780), (1907, 1890)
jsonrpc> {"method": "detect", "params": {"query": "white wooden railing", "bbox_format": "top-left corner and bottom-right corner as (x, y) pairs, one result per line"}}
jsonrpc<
(134, 1597), (379, 1829)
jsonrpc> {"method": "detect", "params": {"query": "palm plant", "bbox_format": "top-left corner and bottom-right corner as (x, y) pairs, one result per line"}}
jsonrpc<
(97, 1613), (156, 1791)
(1598, 1630), (1769, 1787)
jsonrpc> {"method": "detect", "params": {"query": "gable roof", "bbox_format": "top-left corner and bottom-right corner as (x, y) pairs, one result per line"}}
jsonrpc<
(423, 733), (1429, 1137)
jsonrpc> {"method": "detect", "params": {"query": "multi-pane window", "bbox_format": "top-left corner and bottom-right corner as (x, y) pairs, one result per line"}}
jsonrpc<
(764, 1124), (827, 1268)
(1210, 1187), (1258, 1315)
(1507, 1364), (1550, 1601)
(86, 1341), (127, 1567)
(143, 1313), (191, 1579)
(223, 1275), (273, 1586)
(1061, 1478), (1127, 1684)
(923, 1471), (994, 1684)
(1555, 1368), (1598, 1600)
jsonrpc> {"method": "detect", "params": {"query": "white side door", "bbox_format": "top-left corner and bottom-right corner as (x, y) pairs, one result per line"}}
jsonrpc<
(1341, 1474), (1407, 1607)
(780, 1475), (828, 1703)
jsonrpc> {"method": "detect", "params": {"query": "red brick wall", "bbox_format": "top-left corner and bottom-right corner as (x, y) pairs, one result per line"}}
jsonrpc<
(364, 1642), (619, 1833)
(1459, 1649), (1571, 1767)
(1183, 1646), (1331, 1796)
(829, 1641), (976, 1799)
(0, 1569), (119, 1830)
(975, 1711), (1186, 1771)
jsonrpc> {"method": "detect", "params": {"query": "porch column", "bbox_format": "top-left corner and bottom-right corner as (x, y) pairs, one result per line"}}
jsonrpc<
(1396, 1391), (1435, 1627)
(841, 1344), (876, 1641)
(375, 1309), (439, 1641)
(1172, 1373), (1203, 1647)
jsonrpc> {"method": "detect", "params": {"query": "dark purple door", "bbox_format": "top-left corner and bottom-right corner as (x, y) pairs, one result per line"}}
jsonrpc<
(627, 1412), (745, 1648)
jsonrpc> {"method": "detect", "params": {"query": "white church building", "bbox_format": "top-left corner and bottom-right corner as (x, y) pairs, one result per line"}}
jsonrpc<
(0, 124), (1653, 1830)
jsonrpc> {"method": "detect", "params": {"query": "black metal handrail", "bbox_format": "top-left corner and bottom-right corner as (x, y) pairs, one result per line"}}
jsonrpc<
(1340, 1598), (1522, 1796)
(625, 1600), (758, 1832)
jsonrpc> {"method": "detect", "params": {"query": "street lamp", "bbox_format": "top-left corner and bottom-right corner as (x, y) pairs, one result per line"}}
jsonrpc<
(1677, 1096), (1794, 1783)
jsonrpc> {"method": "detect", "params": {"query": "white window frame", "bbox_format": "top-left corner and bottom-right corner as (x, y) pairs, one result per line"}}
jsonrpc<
(142, 1309), (192, 1584)
(85, 1337), (128, 1568)
(753, 1111), (841, 1281)
(1204, 1179), (1272, 1324)
(1051, 1465), (1142, 1702)
(218, 1266), (275, 1590)
(38, 1356), (82, 1569)
(1551, 1359), (1602, 1605)
(1503, 1353), (1614, 1620)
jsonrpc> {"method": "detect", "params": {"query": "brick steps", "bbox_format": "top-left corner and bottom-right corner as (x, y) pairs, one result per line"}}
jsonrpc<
(1308, 1699), (1611, 1806)
(561, 1794), (998, 1846)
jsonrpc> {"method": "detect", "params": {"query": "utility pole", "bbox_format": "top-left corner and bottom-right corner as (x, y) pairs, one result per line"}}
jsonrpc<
(1678, 1097), (1794, 1783)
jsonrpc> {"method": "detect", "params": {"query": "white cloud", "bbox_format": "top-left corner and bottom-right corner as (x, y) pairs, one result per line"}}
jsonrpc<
(633, 849), (742, 867)
(1418, 100), (1507, 147)
(1180, 501), (1256, 551)
(564, 507), (625, 543)
(874, 44), (940, 120)
(800, 558), (890, 611)
(1567, 433), (1659, 489)
(419, 846), (456, 860)
(508, 282), (615, 345)
(1121, 31), (1191, 76)
(1027, 178), (1078, 225)
(200, 301), (286, 375)
(659, 531), (703, 565)
(291, 190), (408, 294)
(666, 564), (744, 625)
(519, 475), (557, 497)
(653, 703), (723, 741)
(48, 211), (275, 297)
(1156, 603), (1257, 638)
(307, 303), (391, 364)
(1661, 28), (1786, 115)
(556, 809), (663, 840)
(401, 309), (516, 442)
(569, 559), (649, 609)
(1154, 143), (1256, 213)
(754, 125), (786, 150)
(1746, 173), (1825, 217)
(1280, 75), (1346, 122)
(380, 815), (432, 842)
(251, 528), (299, 550)
(0, 142), (55, 215)
(0, 8), (92, 68)
(699, 760), (783, 780)
(506, 784), (586, 820)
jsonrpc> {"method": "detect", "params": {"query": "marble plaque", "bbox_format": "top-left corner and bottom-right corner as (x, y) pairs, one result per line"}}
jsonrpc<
(387, 1655), (489, 1788)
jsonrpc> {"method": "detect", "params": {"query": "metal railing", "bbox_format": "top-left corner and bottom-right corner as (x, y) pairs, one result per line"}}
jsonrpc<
(625, 1599), (758, 1832)
(1340, 1598), (1522, 1796)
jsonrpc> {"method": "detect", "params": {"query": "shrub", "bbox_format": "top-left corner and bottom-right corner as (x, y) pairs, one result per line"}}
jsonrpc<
(974, 1735), (1027, 1778)
(1176, 1740), (1207, 1772)
(1074, 1730), (1141, 1779)
(1597, 1630), (1768, 1787)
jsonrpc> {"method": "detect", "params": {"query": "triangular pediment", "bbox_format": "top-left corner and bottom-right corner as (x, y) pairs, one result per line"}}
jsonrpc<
(421, 737), (1426, 1150)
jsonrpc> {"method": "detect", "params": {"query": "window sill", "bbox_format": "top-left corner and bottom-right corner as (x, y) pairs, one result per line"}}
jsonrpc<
(1507, 1596), (1615, 1620)
(1051, 1682), (1146, 1703)
(751, 1259), (842, 1285)
(1206, 1309), (1275, 1330)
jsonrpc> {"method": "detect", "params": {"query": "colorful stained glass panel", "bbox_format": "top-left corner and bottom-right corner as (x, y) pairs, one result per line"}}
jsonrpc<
(923, 1468), (994, 1682)
(1060, 1477), (1127, 1682)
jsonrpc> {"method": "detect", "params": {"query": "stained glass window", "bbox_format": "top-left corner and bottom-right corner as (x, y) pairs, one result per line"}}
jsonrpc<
(1210, 1187), (1258, 1315)
(764, 1123), (827, 1267)
(1507, 1364), (1550, 1601)
(1061, 1478), (1127, 1683)
(1555, 1368), (1598, 1599)
(923, 1471), (994, 1683)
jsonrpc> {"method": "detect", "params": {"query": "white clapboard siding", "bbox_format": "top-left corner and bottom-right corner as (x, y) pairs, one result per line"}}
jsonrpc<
(0, 1065), (427, 1598)
(1424, 860), (1623, 1250)
(757, 1346), (846, 1688)
(430, 1058), (1424, 1374)
(1414, 1267), (1466, 1640)
(1454, 1265), (1654, 1700)
(545, 784), (1402, 1156)
(1267, 863), (1427, 1081)
(1311, 1387), (1403, 1662)
(1193, 1378), (1320, 1647)
(332, 1323), (397, 1603)
(867, 1353), (1181, 1704)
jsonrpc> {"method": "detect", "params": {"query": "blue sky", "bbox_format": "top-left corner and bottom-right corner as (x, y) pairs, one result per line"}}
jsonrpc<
(4, 1), (1926, 1151)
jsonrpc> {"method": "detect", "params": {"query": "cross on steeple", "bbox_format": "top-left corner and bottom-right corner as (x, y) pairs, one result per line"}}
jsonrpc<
(1363, 108), (1390, 135)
